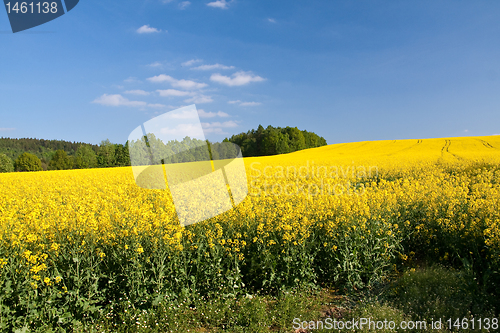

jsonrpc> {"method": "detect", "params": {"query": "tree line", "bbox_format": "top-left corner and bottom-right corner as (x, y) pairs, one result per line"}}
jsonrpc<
(128, 134), (241, 166)
(0, 139), (130, 173)
(0, 137), (98, 161)
(0, 125), (327, 173)
(225, 125), (327, 157)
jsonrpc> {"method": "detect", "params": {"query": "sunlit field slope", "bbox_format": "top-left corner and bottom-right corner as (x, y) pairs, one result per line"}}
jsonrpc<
(0, 135), (499, 330)
(255, 135), (500, 165)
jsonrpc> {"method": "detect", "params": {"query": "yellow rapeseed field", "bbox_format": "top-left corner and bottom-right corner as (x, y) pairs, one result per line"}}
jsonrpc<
(0, 135), (499, 329)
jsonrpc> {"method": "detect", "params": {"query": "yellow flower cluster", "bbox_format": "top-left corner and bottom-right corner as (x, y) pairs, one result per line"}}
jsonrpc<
(0, 135), (498, 295)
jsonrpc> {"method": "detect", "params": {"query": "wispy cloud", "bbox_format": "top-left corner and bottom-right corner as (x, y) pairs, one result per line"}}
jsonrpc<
(227, 100), (261, 106)
(147, 74), (208, 90)
(124, 77), (141, 83)
(207, 0), (229, 9)
(185, 94), (214, 104)
(191, 63), (235, 71)
(210, 71), (265, 86)
(268, 18), (276, 23)
(198, 109), (229, 118)
(239, 101), (261, 106)
(124, 90), (150, 96)
(182, 59), (202, 67)
(204, 128), (228, 134)
(201, 120), (238, 134)
(202, 120), (238, 128)
(93, 94), (146, 107)
(148, 103), (167, 108)
(179, 1), (191, 9)
(148, 61), (163, 68)
(164, 109), (198, 119)
(92, 94), (164, 108)
(160, 123), (204, 138)
(157, 89), (193, 97)
(136, 25), (162, 34)
(0, 128), (16, 131)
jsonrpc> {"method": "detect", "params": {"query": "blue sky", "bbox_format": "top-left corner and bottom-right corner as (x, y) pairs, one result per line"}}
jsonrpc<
(1, 0), (500, 145)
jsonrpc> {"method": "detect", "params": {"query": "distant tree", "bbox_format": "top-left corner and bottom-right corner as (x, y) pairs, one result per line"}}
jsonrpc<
(74, 145), (97, 169)
(286, 127), (306, 151)
(14, 152), (42, 172)
(261, 130), (274, 155)
(128, 138), (152, 166)
(40, 157), (49, 171)
(97, 139), (116, 167)
(275, 131), (290, 154)
(0, 137), (98, 161)
(114, 143), (131, 167)
(49, 150), (73, 170)
(225, 125), (327, 157)
(0, 153), (14, 173)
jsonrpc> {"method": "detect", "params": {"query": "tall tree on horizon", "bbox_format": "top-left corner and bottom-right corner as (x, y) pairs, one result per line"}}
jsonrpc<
(97, 139), (116, 168)
(74, 145), (98, 169)
(48, 150), (73, 170)
(14, 152), (42, 172)
(0, 153), (14, 173)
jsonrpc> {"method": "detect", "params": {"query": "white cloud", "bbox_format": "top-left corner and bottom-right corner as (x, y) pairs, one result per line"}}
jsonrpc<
(210, 71), (265, 86)
(198, 109), (230, 118)
(92, 94), (164, 108)
(201, 120), (238, 134)
(179, 1), (191, 9)
(207, 0), (229, 9)
(160, 123), (204, 138)
(239, 101), (261, 106)
(124, 77), (140, 83)
(184, 94), (214, 104)
(164, 109), (198, 119)
(148, 103), (167, 108)
(191, 63), (235, 70)
(148, 61), (163, 68)
(93, 94), (147, 107)
(147, 74), (171, 83)
(147, 74), (208, 90)
(202, 121), (238, 128)
(182, 59), (202, 67)
(268, 18), (276, 23)
(0, 128), (15, 131)
(157, 89), (193, 97)
(173, 79), (208, 90)
(203, 127), (229, 134)
(227, 100), (261, 106)
(124, 90), (150, 96)
(136, 25), (162, 34)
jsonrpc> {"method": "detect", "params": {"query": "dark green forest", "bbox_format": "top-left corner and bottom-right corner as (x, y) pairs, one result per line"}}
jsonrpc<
(226, 125), (327, 157)
(0, 125), (327, 172)
(0, 137), (99, 160)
